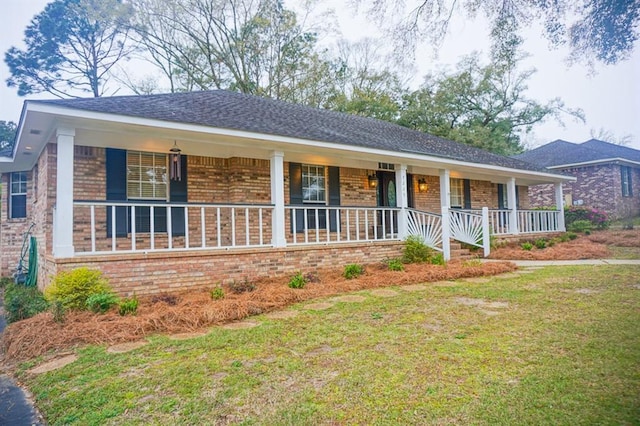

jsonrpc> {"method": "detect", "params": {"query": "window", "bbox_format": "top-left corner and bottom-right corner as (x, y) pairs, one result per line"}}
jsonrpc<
(450, 178), (464, 208)
(302, 164), (325, 203)
(621, 166), (633, 197)
(127, 151), (167, 200)
(9, 171), (27, 218)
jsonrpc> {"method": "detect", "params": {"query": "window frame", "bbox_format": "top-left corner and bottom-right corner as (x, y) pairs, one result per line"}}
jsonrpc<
(450, 178), (464, 208)
(621, 166), (633, 197)
(9, 171), (28, 219)
(126, 151), (169, 201)
(301, 164), (326, 204)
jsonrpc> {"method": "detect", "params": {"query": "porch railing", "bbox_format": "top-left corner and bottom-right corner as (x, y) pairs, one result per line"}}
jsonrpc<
(73, 201), (274, 254)
(517, 210), (561, 234)
(406, 208), (443, 252)
(285, 206), (401, 245)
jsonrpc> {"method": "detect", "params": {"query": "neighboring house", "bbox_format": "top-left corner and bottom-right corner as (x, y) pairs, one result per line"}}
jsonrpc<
(0, 91), (572, 295)
(515, 139), (640, 220)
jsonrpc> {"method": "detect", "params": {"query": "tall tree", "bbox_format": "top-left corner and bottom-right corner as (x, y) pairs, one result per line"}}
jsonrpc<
(0, 121), (18, 153)
(351, 0), (640, 66)
(397, 41), (583, 155)
(5, 0), (134, 98)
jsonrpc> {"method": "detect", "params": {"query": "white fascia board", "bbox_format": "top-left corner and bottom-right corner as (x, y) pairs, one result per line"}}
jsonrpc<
(26, 102), (575, 183)
(547, 158), (640, 169)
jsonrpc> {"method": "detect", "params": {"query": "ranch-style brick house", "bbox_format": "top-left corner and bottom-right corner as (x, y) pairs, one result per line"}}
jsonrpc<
(0, 90), (573, 295)
(515, 139), (640, 220)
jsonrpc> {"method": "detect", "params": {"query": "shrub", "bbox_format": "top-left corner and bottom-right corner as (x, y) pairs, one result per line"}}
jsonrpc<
(534, 239), (547, 249)
(567, 232), (578, 240)
(304, 272), (320, 283)
(50, 301), (65, 323)
(430, 253), (446, 265)
(4, 283), (49, 323)
(568, 219), (592, 233)
(86, 292), (119, 313)
(45, 268), (112, 310)
(403, 235), (432, 263)
(343, 264), (364, 279)
(565, 206), (609, 229)
(118, 297), (138, 316)
(0, 277), (12, 288)
(386, 258), (405, 271)
(210, 286), (225, 300)
(228, 279), (255, 294)
(462, 259), (482, 267)
(288, 272), (308, 289)
(521, 242), (533, 251)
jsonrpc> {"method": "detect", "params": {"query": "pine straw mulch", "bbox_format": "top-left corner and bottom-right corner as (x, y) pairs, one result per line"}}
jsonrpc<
(2, 260), (517, 363)
(585, 228), (640, 247)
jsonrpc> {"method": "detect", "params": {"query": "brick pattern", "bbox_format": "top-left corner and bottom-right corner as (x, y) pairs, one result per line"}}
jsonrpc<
(528, 164), (640, 220)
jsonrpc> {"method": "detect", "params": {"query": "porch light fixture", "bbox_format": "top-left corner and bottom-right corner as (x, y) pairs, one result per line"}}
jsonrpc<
(170, 141), (182, 181)
(368, 173), (378, 189)
(418, 178), (428, 193)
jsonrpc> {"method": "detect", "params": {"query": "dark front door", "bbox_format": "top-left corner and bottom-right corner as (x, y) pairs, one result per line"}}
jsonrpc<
(377, 171), (397, 235)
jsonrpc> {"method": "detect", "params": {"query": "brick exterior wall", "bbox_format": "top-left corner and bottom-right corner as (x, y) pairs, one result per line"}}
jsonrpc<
(528, 164), (640, 220)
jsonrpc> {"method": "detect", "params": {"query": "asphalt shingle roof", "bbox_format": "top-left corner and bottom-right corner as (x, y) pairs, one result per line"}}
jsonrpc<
(514, 138), (640, 168)
(31, 90), (550, 174)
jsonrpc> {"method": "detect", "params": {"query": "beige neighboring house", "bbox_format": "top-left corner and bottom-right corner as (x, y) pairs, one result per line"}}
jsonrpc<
(0, 90), (572, 294)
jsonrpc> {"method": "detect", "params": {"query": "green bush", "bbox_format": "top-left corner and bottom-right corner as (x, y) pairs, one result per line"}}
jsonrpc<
(567, 232), (578, 240)
(386, 258), (405, 271)
(534, 239), (547, 249)
(430, 253), (446, 265)
(118, 297), (138, 316)
(403, 235), (432, 263)
(521, 242), (533, 251)
(45, 268), (112, 310)
(565, 206), (609, 230)
(343, 264), (364, 279)
(288, 272), (308, 289)
(86, 292), (119, 313)
(567, 219), (592, 233)
(210, 286), (225, 300)
(0, 277), (12, 289)
(3, 283), (49, 323)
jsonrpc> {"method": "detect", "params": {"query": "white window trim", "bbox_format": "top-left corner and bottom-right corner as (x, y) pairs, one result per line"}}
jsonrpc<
(127, 151), (169, 200)
(9, 171), (28, 219)
(301, 164), (326, 204)
(450, 178), (464, 208)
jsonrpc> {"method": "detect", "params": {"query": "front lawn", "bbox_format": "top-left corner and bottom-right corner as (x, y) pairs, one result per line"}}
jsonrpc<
(15, 265), (640, 425)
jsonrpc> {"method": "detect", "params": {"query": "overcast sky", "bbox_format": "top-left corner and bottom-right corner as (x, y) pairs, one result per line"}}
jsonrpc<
(2, 0), (639, 150)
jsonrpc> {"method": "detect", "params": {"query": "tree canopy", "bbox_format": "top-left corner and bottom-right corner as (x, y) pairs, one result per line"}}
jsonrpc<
(5, 0), (134, 98)
(0, 121), (18, 153)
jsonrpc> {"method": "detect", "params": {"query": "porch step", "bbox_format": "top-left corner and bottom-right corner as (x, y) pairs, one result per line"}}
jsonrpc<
(449, 241), (478, 261)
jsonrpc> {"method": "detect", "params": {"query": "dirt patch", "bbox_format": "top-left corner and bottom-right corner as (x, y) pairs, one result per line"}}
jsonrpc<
(455, 297), (509, 309)
(494, 273), (521, 279)
(28, 354), (78, 375)
(2, 261), (517, 362)
(571, 289), (600, 295)
(169, 332), (208, 340)
(107, 341), (149, 354)
(430, 281), (458, 287)
(462, 277), (492, 284)
(399, 284), (427, 292)
(331, 295), (367, 303)
(221, 322), (260, 330)
(303, 303), (334, 311)
(370, 289), (400, 298)
(264, 310), (299, 319)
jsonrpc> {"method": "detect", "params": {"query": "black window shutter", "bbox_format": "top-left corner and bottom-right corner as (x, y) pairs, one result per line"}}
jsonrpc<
(289, 162), (304, 232)
(463, 179), (471, 209)
(106, 148), (128, 237)
(515, 186), (520, 209)
(497, 184), (505, 209)
(170, 155), (188, 236)
(328, 166), (340, 231)
(407, 174), (414, 208)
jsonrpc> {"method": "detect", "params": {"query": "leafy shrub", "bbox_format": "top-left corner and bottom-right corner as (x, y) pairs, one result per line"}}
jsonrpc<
(86, 292), (119, 313)
(45, 268), (112, 310)
(210, 286), (225, 300)
(4, 283), (49, 323)
(547, 239), (556, 247)
(565, 206), (609, 230)
(118, 297), (138, 316)
(558, 233), (571, 243)
(288, 272), (308, 289)
(462, 259), (482, 267)
(51, 301), (65, 323)
(343, 264), (364, 279)
(403, 235), (432, 263)
(228, 279), (255, 294)
(0, 277), (12, 289)
(430, 253), (446, 265)
(386, 258), (405, 271)
(521, 242), (533, 251)
(534, 239), (547, 249)
(568, 219), (592, 233)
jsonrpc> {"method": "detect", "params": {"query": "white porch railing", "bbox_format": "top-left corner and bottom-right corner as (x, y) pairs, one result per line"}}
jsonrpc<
(406, 208), (443, 252)
(285, 206), (401, 245)
(518, 210), (561, 234)
(73, 201), (274, 254)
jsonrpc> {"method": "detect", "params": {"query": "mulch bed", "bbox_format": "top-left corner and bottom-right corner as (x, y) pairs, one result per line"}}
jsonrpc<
(1, 260), (517, 362)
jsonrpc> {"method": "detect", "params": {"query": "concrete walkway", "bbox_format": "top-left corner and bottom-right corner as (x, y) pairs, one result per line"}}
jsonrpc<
(485, 259), (640, 267)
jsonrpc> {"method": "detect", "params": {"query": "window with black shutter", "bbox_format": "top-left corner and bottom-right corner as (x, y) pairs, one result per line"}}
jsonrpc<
(289, 163), (340, 232)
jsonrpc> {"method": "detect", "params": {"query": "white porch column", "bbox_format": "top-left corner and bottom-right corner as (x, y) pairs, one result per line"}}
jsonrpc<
(395, 164), (408, 239)
(554, 182), (566, 232)
(270, 151), (286, 247)
(54, 127), (75, 257)
(507, 177), (519, 234)
(439, 169), (451, 261)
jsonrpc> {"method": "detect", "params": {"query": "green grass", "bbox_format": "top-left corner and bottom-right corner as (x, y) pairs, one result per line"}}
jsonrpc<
(17, 266), (640, 425)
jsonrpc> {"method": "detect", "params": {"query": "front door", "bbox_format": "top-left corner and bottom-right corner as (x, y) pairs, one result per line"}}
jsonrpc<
(377, 171), (397, 235)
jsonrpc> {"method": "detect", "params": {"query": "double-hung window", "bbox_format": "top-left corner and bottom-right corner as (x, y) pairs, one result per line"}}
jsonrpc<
(621, 166), (633, 197)
(9, 171), (27, 219)
(450, 178), (464, 208)
(302, 164), (326, 203)
(127, 151), (168, 233)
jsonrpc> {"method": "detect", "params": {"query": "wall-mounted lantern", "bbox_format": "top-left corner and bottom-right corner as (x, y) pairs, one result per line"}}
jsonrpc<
(368, 173), (378, 189)
(170, 141), (182, 181)
(418, 178), (428, 193)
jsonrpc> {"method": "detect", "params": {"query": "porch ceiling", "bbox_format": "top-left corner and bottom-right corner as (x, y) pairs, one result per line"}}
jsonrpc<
(2, 102), (573, 186)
